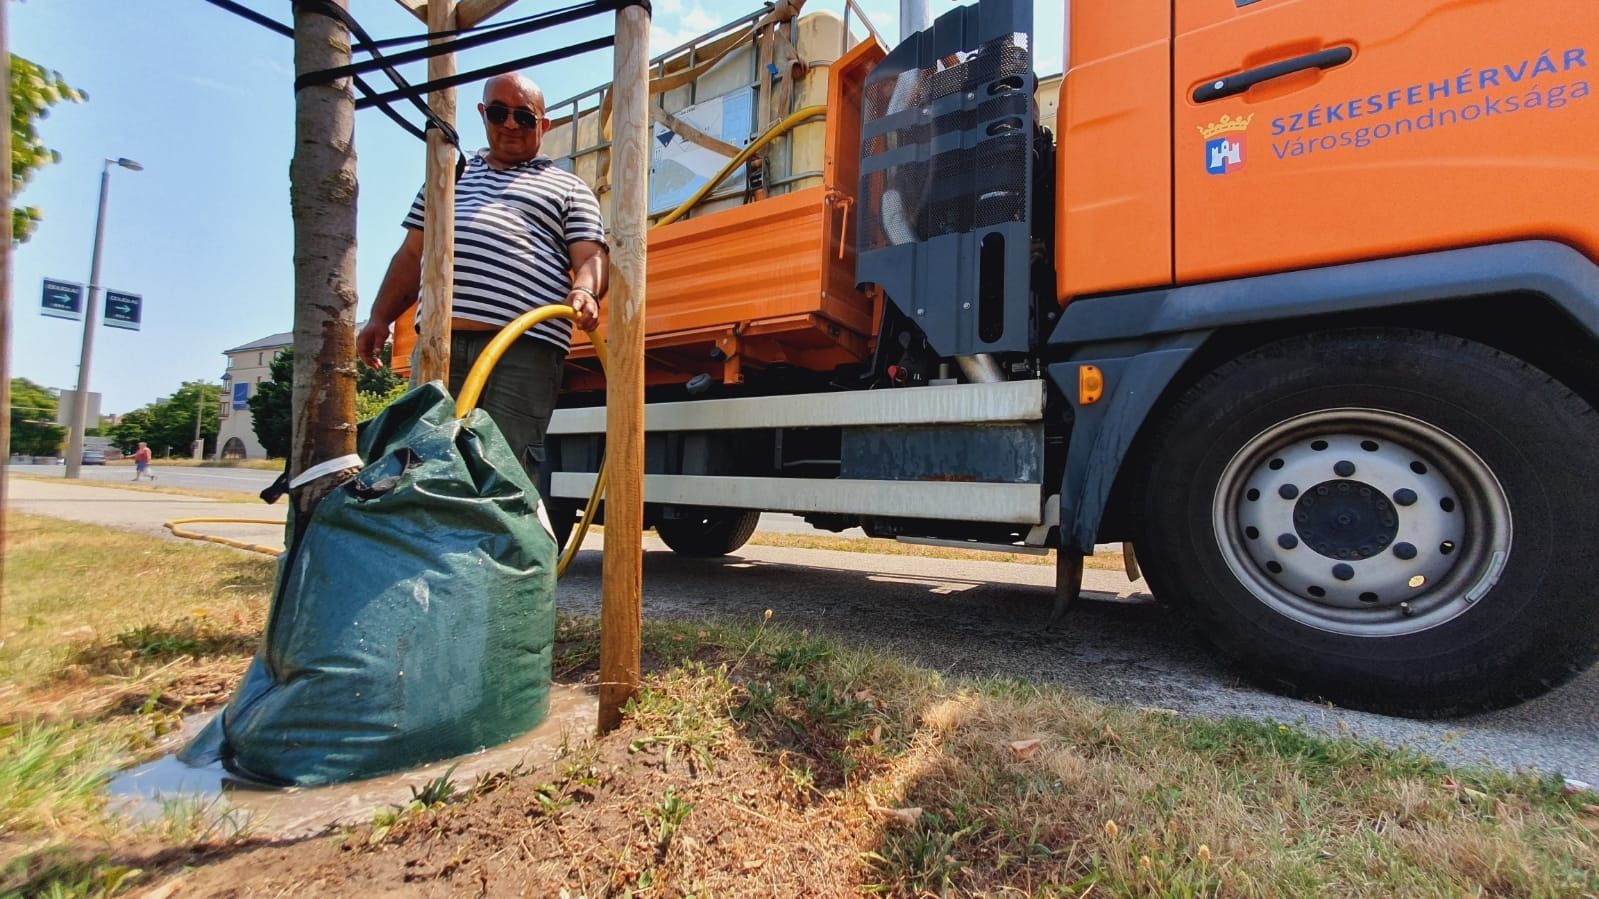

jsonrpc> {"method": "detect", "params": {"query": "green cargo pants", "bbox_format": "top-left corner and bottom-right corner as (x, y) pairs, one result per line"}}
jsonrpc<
(414, 330), (565, 478)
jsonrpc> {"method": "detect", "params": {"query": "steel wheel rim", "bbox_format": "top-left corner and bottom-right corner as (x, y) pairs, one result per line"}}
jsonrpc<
(1212, 408), (1512, 637)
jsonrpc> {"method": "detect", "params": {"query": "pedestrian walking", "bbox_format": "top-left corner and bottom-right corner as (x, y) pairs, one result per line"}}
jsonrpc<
(131, 441), (155, 481)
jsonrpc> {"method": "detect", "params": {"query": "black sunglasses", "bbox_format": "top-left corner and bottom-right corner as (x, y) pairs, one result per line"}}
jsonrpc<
(484, 103), (540, 128)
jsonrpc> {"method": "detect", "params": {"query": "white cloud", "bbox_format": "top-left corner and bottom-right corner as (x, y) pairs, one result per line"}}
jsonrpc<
(189, 76), (244, 95)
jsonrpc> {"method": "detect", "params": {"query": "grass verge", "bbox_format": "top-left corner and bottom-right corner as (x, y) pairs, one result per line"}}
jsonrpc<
(1, 515), (274, 896)
(5, 517), (1595, 897)
(194, 459), (285, 471)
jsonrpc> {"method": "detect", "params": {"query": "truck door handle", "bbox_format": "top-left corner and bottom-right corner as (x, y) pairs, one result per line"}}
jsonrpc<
(1193, 46), (1353, 103)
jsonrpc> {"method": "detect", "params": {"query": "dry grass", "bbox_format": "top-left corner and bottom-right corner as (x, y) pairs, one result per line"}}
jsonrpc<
(193, 459), (285, 471)
(1, 515), (273, 691)
(1, 515), (273, 893)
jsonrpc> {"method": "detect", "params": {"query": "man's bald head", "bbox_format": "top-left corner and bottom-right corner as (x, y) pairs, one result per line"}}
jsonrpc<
(479, 72), (548, 167)
(482, 72), (545, 111)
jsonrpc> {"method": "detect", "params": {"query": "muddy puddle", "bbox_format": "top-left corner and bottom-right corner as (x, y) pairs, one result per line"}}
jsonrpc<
(107, 683), (597, 839)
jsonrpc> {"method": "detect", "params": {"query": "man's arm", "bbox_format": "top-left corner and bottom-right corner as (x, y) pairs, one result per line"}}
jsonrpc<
(357, 227), (425, 368)
(567, 239), (610, 332)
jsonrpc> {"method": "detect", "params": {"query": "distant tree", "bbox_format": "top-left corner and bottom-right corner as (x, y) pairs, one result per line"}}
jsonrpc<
(8, 377), (63, 455)
(10, 52), (84, 242)
(108, 382), (221, 456)
(249, 351), (295, 459)
(251, 346), (406, 458)
(109, 408), (154, 454)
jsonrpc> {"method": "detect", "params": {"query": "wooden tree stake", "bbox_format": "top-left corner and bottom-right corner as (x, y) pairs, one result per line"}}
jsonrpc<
(415, 0), (458, 385)
(599, 5), (650, 734)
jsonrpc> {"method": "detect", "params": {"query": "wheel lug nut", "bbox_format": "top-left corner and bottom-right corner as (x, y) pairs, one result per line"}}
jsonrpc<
(1332, 563), (1355, 581)
(1278, 534), (1299, 549)
(1334, 460), (1356, 477)
(1393, 542), (1417, 560)
(1394, 488), (1418, 506)
(1279, 484), (1300, 499)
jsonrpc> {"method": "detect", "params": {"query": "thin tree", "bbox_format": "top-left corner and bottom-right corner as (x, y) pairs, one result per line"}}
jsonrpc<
(290, 0), (360, 510)
(1, 0), (12, 618)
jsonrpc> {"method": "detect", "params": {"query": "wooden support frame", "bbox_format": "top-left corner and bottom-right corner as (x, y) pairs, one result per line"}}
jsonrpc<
(414, 0), (458, 384)
(600, 5), (650, 734)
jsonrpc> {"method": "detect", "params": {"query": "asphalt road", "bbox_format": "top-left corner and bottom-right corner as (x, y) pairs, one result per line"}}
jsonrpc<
(9, 472), (1595, 785)
(15, 461), (282, 494)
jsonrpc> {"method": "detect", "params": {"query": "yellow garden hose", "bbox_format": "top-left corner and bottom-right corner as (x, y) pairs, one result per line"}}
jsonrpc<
(654, 105), (826, 227)
(166, 105), (831, 574)
(456, 304), (608, 577)
(163, 518), (284, 555)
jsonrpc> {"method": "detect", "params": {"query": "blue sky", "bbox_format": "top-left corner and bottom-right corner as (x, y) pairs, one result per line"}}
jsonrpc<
(9, 0), (1062, 413)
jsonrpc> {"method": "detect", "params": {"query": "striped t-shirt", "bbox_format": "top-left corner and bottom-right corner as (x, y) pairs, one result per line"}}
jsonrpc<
(404, 151), (606, 350)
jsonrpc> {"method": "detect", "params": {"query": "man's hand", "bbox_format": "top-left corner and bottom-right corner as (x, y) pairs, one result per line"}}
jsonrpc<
(568, 289), (601, 332)
(356, 318), (393, 368)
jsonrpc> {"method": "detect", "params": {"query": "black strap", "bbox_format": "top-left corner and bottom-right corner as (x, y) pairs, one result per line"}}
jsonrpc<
(202, 0), (652, 150)
(199, 0), (426, 141)
(353, 36), (615, 111)
(296, 1), (627, 85)
(292, 0), (462, 151)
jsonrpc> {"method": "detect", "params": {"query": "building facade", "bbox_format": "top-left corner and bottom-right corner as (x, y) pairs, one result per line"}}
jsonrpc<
(216, 331), (290, 459)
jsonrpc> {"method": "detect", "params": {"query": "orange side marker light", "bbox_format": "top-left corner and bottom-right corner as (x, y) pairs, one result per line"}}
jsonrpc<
(1079, 365), (1104, 405)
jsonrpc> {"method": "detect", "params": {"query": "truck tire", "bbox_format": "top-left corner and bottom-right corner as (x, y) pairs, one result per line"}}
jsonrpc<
(1136, 328), (1599, 717)
(656, 507), (761, 558)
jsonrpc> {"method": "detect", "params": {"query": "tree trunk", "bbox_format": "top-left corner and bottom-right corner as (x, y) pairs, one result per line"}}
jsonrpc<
(1, 0), (13, 614)
(290, 0), (360, 511)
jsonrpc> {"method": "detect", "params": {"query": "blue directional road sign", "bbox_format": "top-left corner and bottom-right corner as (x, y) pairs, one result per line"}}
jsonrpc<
(104, 290), (142, 331)
(41, 279), (84, 320)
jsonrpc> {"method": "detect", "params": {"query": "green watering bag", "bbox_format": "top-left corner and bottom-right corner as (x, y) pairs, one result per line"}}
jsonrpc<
(181, 383), (557, 785)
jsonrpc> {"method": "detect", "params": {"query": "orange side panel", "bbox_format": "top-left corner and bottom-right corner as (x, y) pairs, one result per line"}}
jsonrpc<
(1174, 0), (1599, 283)
(1056, 1), (1173, 301)
(570, 186), (870, 362)
(392, 309), (417, 378)
(392, 186), (873, 386)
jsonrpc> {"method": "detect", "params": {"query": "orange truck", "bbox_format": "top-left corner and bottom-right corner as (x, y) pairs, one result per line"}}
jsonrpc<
(396, 0), (1599, 716)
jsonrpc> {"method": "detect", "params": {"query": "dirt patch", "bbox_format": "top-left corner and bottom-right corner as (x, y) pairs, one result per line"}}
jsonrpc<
(143, 704), (870, 897)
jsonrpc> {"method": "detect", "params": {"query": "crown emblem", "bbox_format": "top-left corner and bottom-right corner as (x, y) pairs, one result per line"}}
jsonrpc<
(1197, 113), (1254, 140)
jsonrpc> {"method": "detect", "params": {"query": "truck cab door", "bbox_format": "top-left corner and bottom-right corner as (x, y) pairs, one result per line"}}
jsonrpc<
(1174, 0), (1597, 284)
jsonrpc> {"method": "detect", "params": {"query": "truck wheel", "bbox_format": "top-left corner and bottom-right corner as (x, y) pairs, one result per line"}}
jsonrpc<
(1137, 328), (1599, 717)
(656, 507), (762, 558)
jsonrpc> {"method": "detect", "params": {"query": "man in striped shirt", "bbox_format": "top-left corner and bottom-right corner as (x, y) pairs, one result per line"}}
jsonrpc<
(357, 72), (608, 482)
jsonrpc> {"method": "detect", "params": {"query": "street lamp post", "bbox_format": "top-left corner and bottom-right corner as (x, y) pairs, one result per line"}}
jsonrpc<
(216, 371), (232, 461)
(191, 383), (208, 460)
(64, 156), (142, 479)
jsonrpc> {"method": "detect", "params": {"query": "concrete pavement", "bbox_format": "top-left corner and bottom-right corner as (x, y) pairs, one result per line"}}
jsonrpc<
(7, 475), (289, 549)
